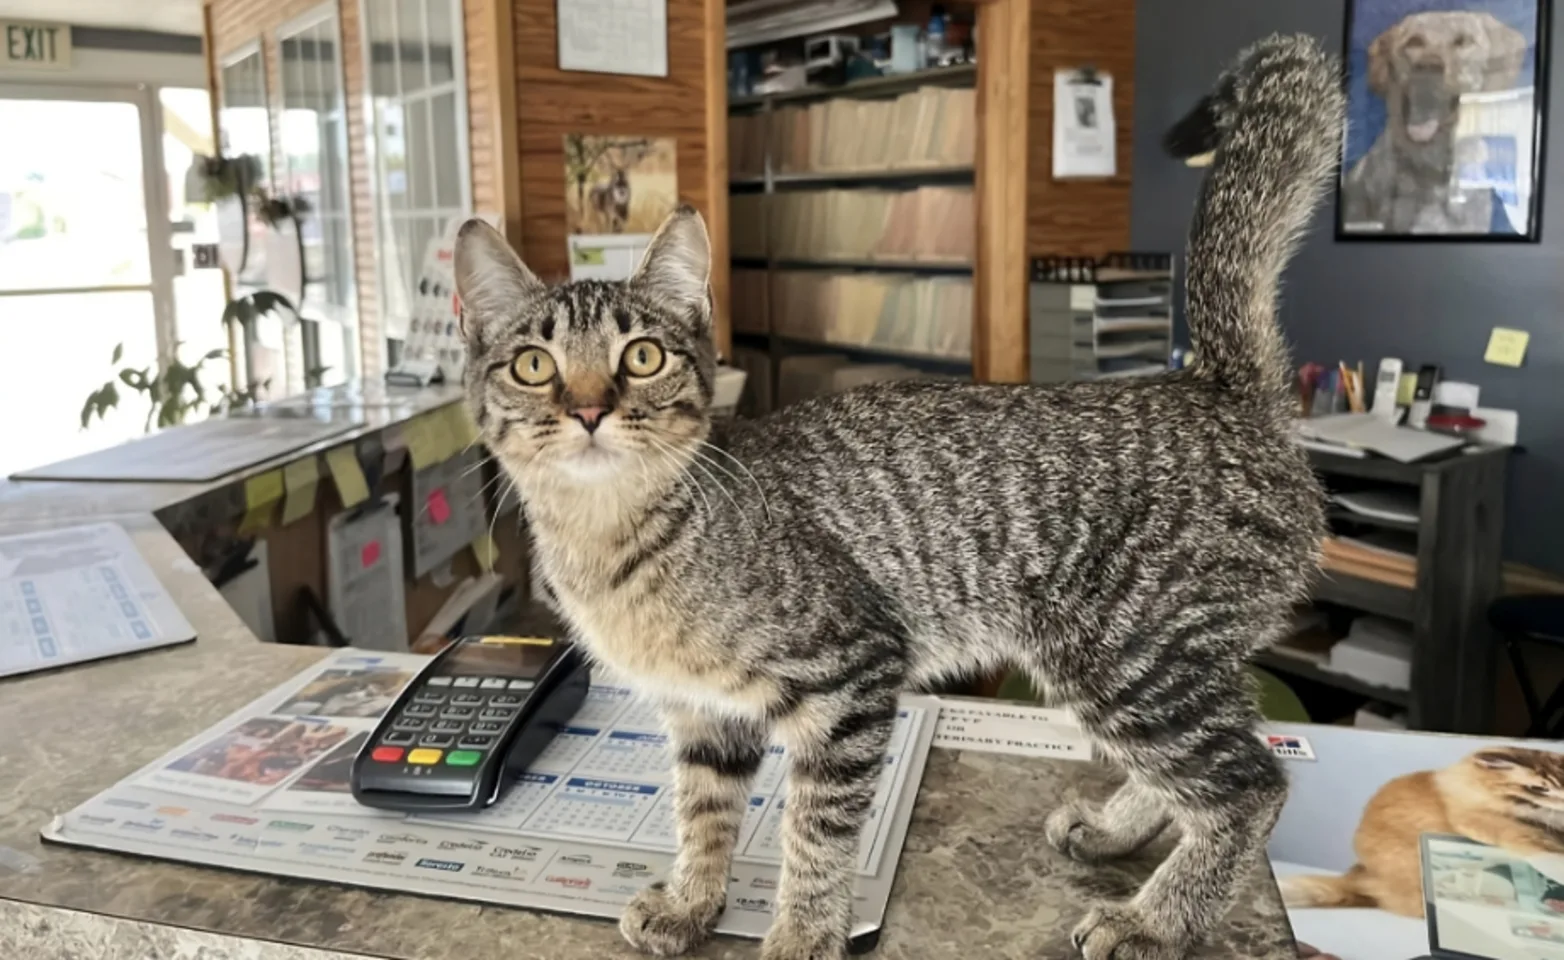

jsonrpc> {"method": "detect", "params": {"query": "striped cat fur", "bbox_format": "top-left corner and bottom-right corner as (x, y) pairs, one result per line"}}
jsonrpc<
(454, 33), (1344, 960)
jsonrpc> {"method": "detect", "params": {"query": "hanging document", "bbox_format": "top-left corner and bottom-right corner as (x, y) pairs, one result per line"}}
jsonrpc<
(557, 0), (668, 77)
(0, 523), (195, 678)
(1053, 69), (1116, 178)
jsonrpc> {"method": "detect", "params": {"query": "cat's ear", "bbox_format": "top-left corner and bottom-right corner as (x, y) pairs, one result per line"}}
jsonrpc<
(630, 205), (710, 322)
(1474, 751), (1520, 770)
(454, 219), (544, 339)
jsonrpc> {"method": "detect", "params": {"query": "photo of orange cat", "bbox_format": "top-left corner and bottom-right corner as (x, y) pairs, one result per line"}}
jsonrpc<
(1282, 747), (1564, 918)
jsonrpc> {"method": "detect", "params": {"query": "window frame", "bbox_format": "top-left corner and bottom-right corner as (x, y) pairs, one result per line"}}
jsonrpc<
(276, 3), (360, 382)
(358, 0), (474, 375)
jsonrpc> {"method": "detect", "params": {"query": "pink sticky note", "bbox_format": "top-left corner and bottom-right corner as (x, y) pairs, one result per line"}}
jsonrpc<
(361, 541), (381, 568)
(427, 488), (451, 525)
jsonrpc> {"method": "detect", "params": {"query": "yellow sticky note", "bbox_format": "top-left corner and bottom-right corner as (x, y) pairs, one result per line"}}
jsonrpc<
(405, 416), (437, 470)
(283, 457), (319, 491)
(428, 412), (458, 465)
(244, 470), (284, 509)
(326, 445), (370, 508)
(237, 502), (274, 535)
(446, 404), (480, 450)
(1396, 372), (1419, 406)
(1485, 327), (1530, 367)
(472, 535), (499, 572)
(280, 458), (320, 525)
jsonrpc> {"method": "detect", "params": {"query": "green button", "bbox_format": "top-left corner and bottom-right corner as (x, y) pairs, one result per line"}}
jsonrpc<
(446, 750), (482, 767)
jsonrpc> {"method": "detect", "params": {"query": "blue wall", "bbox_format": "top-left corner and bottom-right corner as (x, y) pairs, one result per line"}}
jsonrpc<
(1131, 0), (1564, 574)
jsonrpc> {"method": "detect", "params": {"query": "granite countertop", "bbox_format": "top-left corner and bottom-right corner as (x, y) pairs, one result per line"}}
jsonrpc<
(0, 410), (1300, 959)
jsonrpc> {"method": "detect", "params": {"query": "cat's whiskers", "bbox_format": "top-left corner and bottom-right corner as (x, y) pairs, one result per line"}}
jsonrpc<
(696, 440), (772, 523)
(484, 471), (518, 560)
(458, 452), (494, 480)
(468, 466), (510, 513)
(642, 439), (713, 527)
(644, 433), (752, 539)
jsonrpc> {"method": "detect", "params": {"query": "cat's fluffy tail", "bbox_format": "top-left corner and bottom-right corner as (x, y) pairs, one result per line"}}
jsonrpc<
(1165, 34), (1344, 406)
(1279, 868), (1375, 909)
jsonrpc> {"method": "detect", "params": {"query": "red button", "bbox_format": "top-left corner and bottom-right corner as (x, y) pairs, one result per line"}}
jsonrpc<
(371, 746), (404, 763)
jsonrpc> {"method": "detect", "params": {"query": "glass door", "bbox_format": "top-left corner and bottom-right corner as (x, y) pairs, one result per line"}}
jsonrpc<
(0, 84), (176, 478)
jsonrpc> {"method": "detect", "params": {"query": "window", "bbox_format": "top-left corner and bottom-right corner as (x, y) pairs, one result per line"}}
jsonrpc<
(363, 0), (471, 352)
(218, 45), (270, 186)
(279, 7), (358, 384)
(219, 43), (285, 393)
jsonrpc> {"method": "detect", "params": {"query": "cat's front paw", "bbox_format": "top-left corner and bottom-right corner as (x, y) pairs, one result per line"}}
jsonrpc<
(760, 919), (848, 960)
(619, 882), (723, 957)
(1046, 801), (1112, 863)
(1071, 903), (1186, 960)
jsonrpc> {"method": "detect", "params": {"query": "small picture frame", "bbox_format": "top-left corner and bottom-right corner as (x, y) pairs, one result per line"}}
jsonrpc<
(1338, 0), (1550, 241)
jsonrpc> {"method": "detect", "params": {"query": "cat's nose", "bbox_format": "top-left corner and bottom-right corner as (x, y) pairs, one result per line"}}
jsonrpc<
(570, 407), (608, 433)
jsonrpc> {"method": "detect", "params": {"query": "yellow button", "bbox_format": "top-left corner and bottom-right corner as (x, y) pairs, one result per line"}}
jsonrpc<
(407, 748), (443, 765)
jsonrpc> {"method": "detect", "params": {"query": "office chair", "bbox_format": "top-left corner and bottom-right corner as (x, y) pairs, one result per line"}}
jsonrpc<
(1490, 594), (1564, 738)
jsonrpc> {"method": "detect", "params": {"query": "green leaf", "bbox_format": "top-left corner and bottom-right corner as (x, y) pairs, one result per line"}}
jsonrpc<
(204, 348), (227, 361)
(111, 343), (123, 364)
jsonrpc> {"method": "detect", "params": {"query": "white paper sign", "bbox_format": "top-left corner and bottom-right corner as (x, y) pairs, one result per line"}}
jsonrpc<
(557, 0), (668, 77)
(568, 234), (650, 282)
(0, 522), (195, 678)
(931, 699), (1093, 760)
(1053, 70), (1116, 178)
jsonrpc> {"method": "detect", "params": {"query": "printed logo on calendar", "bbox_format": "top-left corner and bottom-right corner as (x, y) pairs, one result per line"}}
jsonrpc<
(78, 814), (116, 827)
(439, 838), (488, 852)
(170, 828), (220, 843)
(211, 813), (259, 825)
(299, 843), (355, 859)
(491, 845), (546, 862)
(473, 865), (528, 883)
(266, 819), (315, 833)
(558, 853), (594, 866)
(327, 826), (371, 842)
(104, 798), (149, 811)
(1263, 734), (1317, 761)
(120, 818), (167, 833)
(376, 832), (428, 846)
(415, 857), (466, 873)
(598, 882), (643, 897)
(156, 806), (191, 817)
(613, 861), (654, 879)
(544, 874), (592, 890)
(749, 876), (778, 891)
(363, 850), (409, 867)
(733, 896), (774, 914)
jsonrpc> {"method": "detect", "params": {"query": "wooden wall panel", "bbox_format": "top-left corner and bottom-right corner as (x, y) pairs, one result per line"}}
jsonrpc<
(1026, 0), (1135, 257)
(513, 0), (730, 355)
(974, 0), (1032, 384)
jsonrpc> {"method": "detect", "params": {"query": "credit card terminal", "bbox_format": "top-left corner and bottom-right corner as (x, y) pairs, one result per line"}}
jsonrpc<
(351, 636), (590, 812)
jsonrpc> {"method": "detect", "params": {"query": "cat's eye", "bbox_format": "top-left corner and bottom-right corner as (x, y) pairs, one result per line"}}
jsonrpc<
(621, 339), (665, 378)
(1527, 784), (1551, 796)
(511, 348), (556, 386)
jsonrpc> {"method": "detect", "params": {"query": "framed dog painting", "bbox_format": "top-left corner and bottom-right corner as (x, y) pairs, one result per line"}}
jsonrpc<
(1339, 0), (1550, 240)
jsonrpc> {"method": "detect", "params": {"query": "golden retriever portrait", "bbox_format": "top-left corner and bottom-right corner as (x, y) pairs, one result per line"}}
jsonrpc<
(1340, 6), (1536, 236)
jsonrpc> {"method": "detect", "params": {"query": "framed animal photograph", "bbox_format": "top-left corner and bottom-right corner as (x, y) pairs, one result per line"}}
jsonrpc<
(562, 134), (678, 236)
(1339, 0), (1550, 240)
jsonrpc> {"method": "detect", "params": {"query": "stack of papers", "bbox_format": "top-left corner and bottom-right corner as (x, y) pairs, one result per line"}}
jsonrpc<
(1, 523), (195, 677)
(1297, 414), (1465, 463)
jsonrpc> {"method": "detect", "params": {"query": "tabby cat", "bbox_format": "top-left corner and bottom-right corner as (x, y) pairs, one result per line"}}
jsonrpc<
(454, 34), (1343, 960)
(1282, 747), (1564, 918)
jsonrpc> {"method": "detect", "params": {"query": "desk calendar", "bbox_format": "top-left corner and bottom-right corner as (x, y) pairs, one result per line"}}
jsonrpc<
(45, 648), (937, 943)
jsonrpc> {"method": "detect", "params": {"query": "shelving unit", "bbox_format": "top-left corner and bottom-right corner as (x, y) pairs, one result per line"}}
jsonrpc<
(1266, 446), (1511, 733)
(1027, 255), (1175, 383)
(728, 62), (979, 412)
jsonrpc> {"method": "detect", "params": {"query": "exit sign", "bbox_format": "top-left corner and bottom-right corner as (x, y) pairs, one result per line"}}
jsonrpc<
(3, 20), (70, 70)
